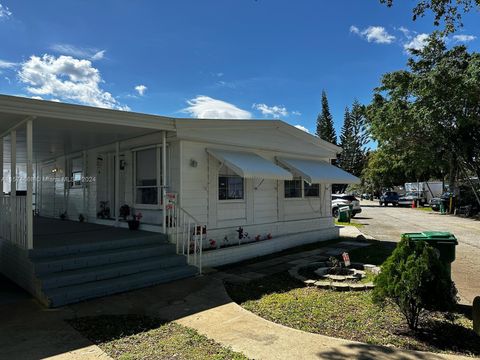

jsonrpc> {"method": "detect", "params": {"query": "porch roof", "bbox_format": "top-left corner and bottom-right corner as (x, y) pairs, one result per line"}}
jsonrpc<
(277, 157), (361, 184)
(0, 95), (175, 163)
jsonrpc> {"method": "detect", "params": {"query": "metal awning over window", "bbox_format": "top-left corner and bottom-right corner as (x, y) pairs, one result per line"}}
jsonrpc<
(277, 157), (360, 184)
(207, 149), (293, 180)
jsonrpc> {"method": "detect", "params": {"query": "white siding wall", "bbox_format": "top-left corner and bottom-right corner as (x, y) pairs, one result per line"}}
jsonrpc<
(179, 140), (335, 249)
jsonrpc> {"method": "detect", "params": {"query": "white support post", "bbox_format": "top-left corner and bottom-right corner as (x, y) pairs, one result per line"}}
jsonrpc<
(10, 130), (16, 242)
(0, 137), (3, 194)
(82, 150), (87, 218)
(162, 131), (167, 234)
(26, 119), (33, 249)
(115, 142), (120, 227)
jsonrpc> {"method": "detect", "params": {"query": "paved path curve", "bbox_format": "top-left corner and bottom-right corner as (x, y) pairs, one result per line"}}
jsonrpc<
(177, 277), (471, 360)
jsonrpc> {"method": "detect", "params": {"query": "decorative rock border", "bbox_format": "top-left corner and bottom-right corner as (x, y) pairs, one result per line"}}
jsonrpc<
(289, 261), (380, 291)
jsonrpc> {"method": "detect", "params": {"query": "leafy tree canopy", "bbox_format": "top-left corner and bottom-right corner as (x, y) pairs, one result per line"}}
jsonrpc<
(380, 0), (480, 34)
(366, 33), (480, 188)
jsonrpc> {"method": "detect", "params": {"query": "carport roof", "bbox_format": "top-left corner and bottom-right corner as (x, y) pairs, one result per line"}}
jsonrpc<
(0, 95), (175, 163)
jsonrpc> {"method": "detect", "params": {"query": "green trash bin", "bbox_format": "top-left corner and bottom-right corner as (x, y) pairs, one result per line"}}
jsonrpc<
(338, 206), (351, 223)
(401, 231), (458, 276)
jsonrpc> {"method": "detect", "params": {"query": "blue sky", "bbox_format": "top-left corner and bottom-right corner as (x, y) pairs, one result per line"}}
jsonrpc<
(0, 1), (479, 138)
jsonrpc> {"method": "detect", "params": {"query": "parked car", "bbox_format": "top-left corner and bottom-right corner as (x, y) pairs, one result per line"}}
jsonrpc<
(379, 191), (399, 206)
(332, 194), (362, 218)
(398, 191), (426, 207)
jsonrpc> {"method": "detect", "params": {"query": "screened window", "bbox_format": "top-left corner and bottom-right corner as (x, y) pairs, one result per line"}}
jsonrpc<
(284, 179), (302, 198)
(70, 157), (83, 188)
(135, 148), (158, 205)
(304, 181), (319, 197)
(219, 176), (244, 200)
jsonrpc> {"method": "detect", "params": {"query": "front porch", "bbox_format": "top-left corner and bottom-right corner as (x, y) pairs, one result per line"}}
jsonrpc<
(0, 215), (198, 307)
(32, 216), (163, 249)
(0, 96), (199, 307)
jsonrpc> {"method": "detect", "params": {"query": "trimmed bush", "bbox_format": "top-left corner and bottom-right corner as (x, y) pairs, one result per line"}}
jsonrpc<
(373, 239), (457, 330)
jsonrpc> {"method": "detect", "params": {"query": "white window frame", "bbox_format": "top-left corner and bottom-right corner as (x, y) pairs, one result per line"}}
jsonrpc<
(304, 180), (320, 197)
(133, 145), (162, 209)
(284, 177), (303, 200)
(218, 164), (245, 203)
(284, 178), (321, 200)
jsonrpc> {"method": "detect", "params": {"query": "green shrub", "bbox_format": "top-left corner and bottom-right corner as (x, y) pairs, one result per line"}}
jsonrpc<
(373, 239), (457, 331)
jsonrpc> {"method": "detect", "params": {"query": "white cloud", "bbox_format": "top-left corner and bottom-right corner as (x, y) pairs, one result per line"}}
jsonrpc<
(0, 59), (16, 69)
(183, 95), (251, 119)
(452, 34), (476, 43)
(294, 125), (310, 133)
(50, 44), (106, 61)
(350, 25), (395, 44)
(350, 25), (360, 35)
(397, 26), (412, 39)
(292, 110), (302, 116)
(252, 103), (288, 118)
(134, 84), (147, 96)
(0, 3), (12, 19)
(404, 33), (429, 51)
(18, 54), (129, 110)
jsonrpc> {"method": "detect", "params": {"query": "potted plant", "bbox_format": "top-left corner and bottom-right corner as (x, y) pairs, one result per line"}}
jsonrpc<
(119, 204), (130, 221)
(128, 211), (142, 230)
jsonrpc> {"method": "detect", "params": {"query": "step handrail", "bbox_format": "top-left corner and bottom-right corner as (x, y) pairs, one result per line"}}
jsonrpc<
(165, 197), (204, 274)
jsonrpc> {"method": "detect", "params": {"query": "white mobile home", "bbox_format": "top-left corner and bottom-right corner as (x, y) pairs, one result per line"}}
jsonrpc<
(0, 95), (359, 306)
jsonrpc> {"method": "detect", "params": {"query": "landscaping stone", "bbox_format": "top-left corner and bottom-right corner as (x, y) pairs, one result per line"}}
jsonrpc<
(331, 282), (350, 291)
(314, 280), (331, 288)
(364, 282), (375, 289)
(473, 296), (480, 336)
(325, 274), (348, 281)
(304, 279), (316, 286)
(349, 283), (366, 291)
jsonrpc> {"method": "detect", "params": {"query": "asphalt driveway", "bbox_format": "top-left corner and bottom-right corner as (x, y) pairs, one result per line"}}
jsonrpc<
(355, 200), (480, 304)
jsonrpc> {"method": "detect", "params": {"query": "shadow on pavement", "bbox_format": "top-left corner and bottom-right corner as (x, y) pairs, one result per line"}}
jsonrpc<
(316, 342), (445, 360)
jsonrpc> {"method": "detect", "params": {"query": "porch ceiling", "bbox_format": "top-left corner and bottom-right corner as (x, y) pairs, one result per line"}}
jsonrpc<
(0, 95), (176, 163)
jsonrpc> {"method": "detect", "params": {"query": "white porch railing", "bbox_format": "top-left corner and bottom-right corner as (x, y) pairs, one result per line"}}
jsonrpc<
(0, 195), (27, 249)
(165, 194), (204, 274)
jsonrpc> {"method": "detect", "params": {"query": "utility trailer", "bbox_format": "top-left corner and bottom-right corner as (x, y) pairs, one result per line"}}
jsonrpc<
(399, 181), (444, 206)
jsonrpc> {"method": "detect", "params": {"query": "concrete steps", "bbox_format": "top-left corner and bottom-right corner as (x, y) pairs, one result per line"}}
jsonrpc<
(30, 235), (197, 307)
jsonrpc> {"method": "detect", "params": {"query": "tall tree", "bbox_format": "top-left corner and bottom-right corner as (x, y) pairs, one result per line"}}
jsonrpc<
(316, 90), (337, 145)
(380, 0), (480, 34)
(366, 33), (480, 190)
(338, 107), (354, 173)
(338, 101), (369, 177)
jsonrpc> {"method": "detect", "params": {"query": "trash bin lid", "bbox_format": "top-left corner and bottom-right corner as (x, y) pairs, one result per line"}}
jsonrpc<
(402, 231), (457, 244)
(421, 231), (458, 243)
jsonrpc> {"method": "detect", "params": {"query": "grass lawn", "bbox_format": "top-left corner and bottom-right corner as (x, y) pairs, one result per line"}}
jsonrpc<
(69, 315), (248, 360)
(415, 206), (433, 212)
(335, 220), (364, 228)
(226, 241), (480, 357)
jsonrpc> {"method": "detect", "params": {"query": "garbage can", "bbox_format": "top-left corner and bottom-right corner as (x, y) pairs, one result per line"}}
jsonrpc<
(337, 206), (351, 223)
(401, 231), (458, 276)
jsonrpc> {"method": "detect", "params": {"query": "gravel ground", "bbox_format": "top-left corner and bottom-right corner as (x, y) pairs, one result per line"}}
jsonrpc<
(354, 201), (480, 304)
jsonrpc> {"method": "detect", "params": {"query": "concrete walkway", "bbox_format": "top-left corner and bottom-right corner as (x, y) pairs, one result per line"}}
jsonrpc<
(177, 284), (470, 360)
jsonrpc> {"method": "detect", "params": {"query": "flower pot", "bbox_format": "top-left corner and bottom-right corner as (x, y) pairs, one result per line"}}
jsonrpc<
(128, 220), (140, 230)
